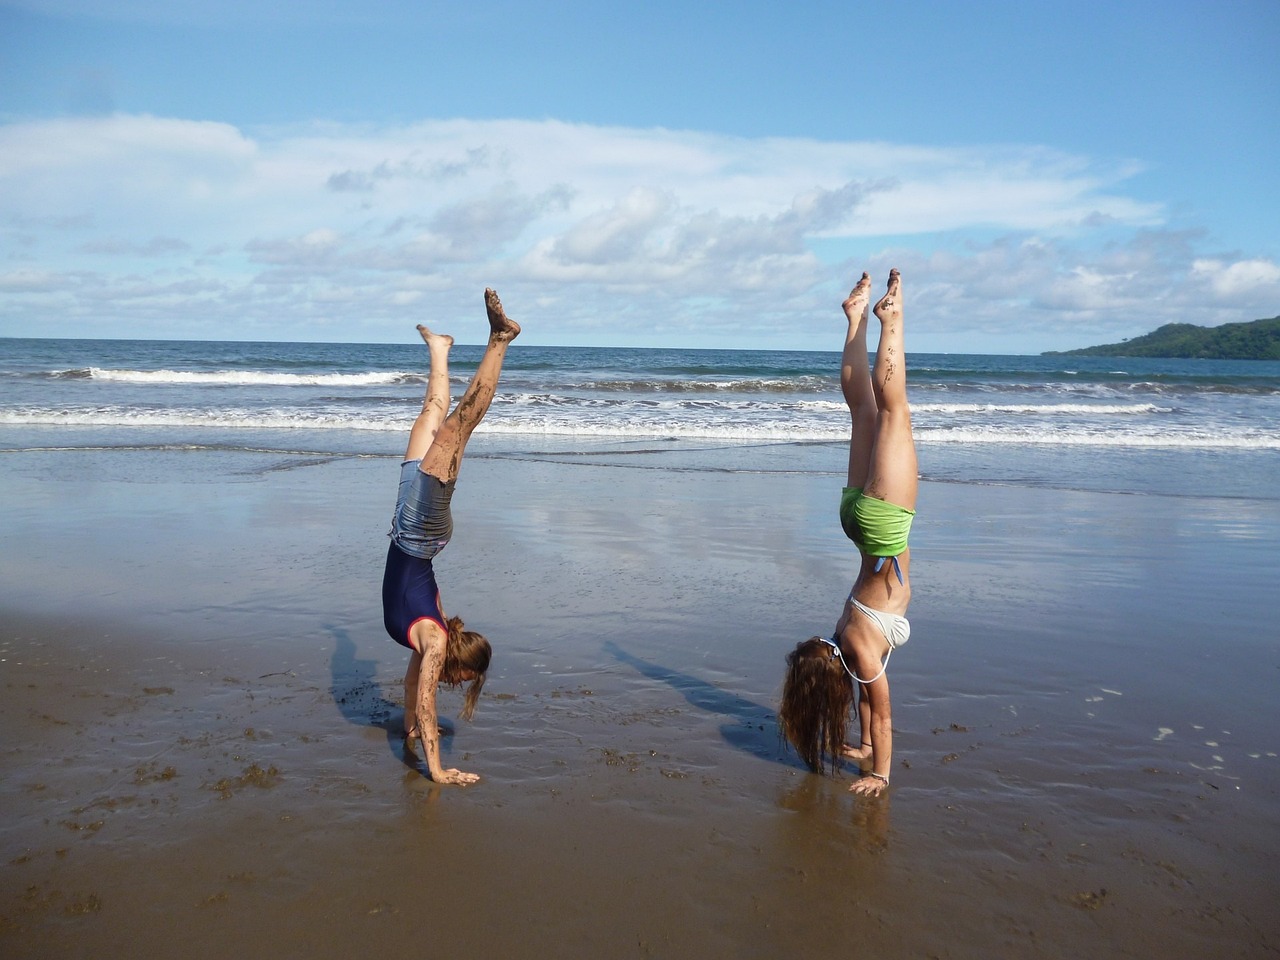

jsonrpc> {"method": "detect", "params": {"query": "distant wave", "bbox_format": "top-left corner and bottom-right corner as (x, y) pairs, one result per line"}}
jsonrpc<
(578, 376), (832, 393)
(502, 395), (1169, 418)
(23, 365), (1276, 398)
(70, 370), (835, 394)
(69, 367), (416, 387)
(4, 406), (1277, 449)
(913, 402), (1170, 416)
(490, 420), (1280, 448)
(0, 407), (401, 431)
(913, 427), (1279, 448)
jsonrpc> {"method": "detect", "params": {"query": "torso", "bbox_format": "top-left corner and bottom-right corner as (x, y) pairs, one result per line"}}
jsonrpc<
(850, 548), (911, 617)
(836, 551), (911, 662)
(382, 541), (447, 650)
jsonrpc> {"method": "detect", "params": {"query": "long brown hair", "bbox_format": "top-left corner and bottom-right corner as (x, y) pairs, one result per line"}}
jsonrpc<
(778, 636), (854, 774)
(443, 615), (491, 721)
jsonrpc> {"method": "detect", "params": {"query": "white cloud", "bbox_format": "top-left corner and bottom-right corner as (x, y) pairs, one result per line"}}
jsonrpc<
(0, 113), (1272, 349)
(0, 267), (61, 291)
(551, 187), (675, 265)
(1191, 258), (1280, 299)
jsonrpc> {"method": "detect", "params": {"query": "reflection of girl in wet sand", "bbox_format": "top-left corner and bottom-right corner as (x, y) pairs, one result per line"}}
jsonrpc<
(779, 270), (916, 796)
(381, 288), (520, 785)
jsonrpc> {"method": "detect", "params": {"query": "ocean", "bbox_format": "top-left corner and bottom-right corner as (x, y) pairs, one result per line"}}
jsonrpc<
(2, 336), (1278, 500)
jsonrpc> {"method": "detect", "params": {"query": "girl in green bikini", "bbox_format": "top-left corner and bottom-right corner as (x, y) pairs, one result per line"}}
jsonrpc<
(779, 269), (917, 796)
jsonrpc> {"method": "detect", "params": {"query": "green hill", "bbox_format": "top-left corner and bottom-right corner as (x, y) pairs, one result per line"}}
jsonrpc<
(1044, 316), (1280, 360)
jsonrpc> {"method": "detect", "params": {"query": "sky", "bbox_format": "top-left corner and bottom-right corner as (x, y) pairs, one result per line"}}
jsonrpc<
(1, 0), (1277, 353)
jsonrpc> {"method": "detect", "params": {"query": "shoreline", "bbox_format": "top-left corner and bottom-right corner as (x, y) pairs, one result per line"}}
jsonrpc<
(3, 447), (1278, 957)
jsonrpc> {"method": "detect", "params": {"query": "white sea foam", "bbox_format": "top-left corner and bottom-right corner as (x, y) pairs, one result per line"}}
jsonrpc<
(0, 407), (392, 431)
(914, 426), (1280, 448)
(5, 405), (1278, 449)
(913, 402), (1170, 416)
(84, 367), (410, 387)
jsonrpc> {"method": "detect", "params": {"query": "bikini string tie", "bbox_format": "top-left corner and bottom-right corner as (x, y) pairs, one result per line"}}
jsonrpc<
(817, 636), (890, 685)
(874, 555), (904, 585)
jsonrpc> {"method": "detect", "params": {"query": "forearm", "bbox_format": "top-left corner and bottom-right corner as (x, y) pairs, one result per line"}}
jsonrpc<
(869, 712), (892, 779)
(414, 646), (479, 785)
(858, 697), (872, 746)
(850, 691), (893, 795)
(415, 679), (448, 779)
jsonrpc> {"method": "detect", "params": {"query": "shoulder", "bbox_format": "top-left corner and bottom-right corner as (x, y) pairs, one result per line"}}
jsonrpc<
(410, 618), (448, 657)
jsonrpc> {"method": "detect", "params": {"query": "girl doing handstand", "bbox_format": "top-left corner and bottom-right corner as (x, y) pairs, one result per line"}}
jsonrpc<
(779, 269), (917, 796)
(381, 288), (520, 785)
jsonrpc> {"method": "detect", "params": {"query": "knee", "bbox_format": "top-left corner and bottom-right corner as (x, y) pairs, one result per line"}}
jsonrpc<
(848, 407), (876, 432)
(876, 406), (912, 432)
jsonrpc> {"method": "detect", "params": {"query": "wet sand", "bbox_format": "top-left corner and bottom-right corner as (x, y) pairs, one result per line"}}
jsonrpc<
(2, 447), (1278, 958)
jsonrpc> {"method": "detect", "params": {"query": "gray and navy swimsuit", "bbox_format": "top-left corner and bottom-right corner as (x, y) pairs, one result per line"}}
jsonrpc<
(381, 460), (455, 649)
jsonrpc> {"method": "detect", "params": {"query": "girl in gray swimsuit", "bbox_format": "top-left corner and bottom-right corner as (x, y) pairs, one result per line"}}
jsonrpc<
(380, 288), (520, 786)
(779, 269), (918, 797)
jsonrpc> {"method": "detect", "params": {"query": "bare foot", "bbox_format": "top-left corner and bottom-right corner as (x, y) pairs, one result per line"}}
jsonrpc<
(873, 269), (901, 324)
(416, 324), (454, 349)
(842, 272), (871, 322)
(841, 741), (873, 761)
(484, 288), (521, 342)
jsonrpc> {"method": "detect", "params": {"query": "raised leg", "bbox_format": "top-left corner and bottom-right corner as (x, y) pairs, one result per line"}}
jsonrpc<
(862, 270), (918, 511)
(841, 273), (877, 490)
(420, 288), (520, 483)
(403, 326), (455, 462)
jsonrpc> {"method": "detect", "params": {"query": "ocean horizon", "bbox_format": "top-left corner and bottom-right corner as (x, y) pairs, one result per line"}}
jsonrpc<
(3, 335), (1278, 501)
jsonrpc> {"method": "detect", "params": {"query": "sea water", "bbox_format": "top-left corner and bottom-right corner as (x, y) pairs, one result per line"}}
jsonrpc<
(2, 337), (1277, 499)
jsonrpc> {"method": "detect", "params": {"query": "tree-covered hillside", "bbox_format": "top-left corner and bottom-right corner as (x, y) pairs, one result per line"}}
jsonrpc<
(1044, 316), (1280, 359)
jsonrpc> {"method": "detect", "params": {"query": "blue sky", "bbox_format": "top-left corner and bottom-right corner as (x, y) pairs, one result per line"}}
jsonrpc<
(1, 0), (1277, 352)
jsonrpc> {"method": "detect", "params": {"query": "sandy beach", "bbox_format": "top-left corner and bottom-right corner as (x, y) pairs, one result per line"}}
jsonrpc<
(2, 442), (1278, 958)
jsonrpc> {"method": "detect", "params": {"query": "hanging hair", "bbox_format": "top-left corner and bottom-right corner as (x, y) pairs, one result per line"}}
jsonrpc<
(778, 636), (854, 774)
(443, 615), (491, 721)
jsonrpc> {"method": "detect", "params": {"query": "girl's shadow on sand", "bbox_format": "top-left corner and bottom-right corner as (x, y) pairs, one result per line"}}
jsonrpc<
(327, 625), (452, 772)
(603, 640), (788, 767)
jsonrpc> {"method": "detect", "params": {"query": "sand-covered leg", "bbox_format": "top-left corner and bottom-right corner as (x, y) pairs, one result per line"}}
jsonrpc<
(420, 288), (521, 482)
(403, 325), (455, 461)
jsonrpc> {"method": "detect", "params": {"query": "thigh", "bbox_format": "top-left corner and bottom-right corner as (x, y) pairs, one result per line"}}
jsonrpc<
(419, 421), (464, 483)
(845, 408), (876, 489)
(864, 409), (918, 510)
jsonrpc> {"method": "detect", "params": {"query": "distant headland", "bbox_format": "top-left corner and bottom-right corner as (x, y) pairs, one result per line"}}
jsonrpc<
(1043, 315), (1280, 360)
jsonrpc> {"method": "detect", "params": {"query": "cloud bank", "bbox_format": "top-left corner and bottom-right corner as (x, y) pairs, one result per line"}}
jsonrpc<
(1, 114), (1275, 350)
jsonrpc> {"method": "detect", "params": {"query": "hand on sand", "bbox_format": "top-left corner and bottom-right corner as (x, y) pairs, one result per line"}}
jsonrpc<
(848, 775), (888, 797)
(432, 768), (480, 786)
(840, 742), (873, 761)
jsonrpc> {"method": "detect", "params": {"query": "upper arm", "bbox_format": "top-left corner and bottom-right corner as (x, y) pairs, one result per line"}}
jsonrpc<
(410, 619), (448, 682)
(833, 602), (852, 643)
